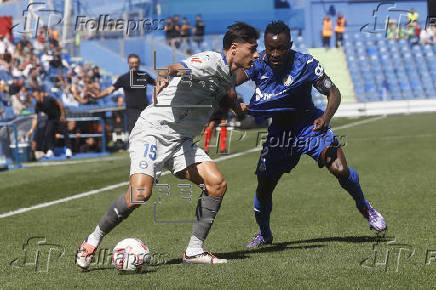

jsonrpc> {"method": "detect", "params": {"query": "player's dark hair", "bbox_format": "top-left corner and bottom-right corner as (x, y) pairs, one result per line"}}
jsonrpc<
(128, 54), (140, 61)
(265, 20), (291, 41)
(223, 22), (259, 50)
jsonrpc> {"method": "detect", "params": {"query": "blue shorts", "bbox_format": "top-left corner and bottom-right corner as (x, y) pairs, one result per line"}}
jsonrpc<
(256, 109), (339, 178)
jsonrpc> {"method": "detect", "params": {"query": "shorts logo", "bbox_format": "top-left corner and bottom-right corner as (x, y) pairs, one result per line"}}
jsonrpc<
(139, 161), (148, 169)
(283, 74), (294, 86)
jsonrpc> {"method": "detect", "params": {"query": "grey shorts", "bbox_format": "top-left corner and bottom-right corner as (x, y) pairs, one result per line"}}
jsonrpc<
(129, 119), (211, 181)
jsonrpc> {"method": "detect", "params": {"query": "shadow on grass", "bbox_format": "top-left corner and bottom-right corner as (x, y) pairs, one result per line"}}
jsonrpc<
(84, 266), (157, 274)
(165, 235), (392, 263)
(87, 235), (393, 266)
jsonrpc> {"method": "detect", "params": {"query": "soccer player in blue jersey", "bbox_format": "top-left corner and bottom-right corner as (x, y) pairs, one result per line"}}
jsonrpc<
(234, 21), (387, 248)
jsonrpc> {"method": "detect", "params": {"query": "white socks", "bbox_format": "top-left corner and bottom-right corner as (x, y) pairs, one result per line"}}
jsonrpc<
(87, 225), (105, 248)
(88, 228), (204, 256)
(185, 235), (204, 257)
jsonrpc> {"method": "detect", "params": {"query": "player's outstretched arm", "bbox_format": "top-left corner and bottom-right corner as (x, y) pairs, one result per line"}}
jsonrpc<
(89, 86), (116, 99)
(312, 74), (341, 131)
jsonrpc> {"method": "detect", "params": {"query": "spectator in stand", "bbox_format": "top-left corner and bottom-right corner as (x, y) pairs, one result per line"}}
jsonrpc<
(92, 66), (101, 82)
(0, 34), (12, 54)
(193, 14), (205, 49)
(165, 17), (175, 46)
(386, 21), (398, 40)
(72, 76), (99, 105)
(335, 13), (346, 48)
(397, 26), (406, 39)
(408, 8), (419, 24)
(172, 14), (181, 49)
(414, 22), (421, 42)
(181, 17), (192, 54)
(322, 15), (332, 49)
(11, 87), (31, 115)
(62, 85), (80, 107)
(41, 48), (53, 71)
(26, 87), (72, 158)
(48, 29), (60, 47)
(0, 51), (12, 71)
(65, 69), (73, 85)
(420, 25), (435, 44)
(0, 80), (7, 95)
(9, 77), (21, 95)
(25, 68), (42, 88)
(49, 53), (66, 68)
(54, 70), (67, 89)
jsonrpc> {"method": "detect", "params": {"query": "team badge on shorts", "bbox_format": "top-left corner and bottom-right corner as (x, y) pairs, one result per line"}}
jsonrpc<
(283, 74), (294, 86)
(139, 161), (148, 169)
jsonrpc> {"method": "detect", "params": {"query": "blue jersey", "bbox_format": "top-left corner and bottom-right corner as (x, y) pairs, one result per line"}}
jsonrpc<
(245, 50), (325, 117)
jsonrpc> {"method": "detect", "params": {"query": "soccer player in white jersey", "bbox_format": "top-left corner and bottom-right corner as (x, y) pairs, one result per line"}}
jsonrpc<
(76, 22), (259, 267)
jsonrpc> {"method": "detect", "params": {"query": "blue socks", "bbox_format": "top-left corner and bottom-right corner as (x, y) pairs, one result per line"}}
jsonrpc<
(338, 167), (369, 216)
(254, 194), (272, 237)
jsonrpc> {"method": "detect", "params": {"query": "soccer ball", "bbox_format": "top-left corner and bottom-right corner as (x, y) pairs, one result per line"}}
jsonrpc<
(112, 238), (151, 272)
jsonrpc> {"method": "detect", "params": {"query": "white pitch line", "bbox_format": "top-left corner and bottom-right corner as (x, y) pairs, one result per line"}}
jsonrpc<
(23, 155), (124, 167)
(332, 115), (386, 131)
(0, 115), (386, 219)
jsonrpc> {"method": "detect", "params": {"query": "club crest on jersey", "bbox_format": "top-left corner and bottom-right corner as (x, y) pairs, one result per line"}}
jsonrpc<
(283, 74), (294, 86)
(139, 161), (148, 169)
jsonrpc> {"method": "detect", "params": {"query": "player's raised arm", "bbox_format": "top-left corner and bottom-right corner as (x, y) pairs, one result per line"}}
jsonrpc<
(312, 72), (341, 131)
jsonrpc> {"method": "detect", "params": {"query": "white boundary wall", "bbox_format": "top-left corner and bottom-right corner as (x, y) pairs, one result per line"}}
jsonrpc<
(335, 99), (436, 117)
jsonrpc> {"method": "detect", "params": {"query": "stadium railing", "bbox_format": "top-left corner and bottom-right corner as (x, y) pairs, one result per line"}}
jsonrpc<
(0, 120), (23, 170)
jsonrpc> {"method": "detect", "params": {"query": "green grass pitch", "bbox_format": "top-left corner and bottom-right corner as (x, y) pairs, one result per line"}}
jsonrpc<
(0, 113), (435, 289)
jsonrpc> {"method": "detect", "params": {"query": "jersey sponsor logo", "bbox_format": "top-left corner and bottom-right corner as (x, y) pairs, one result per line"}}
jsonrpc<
(255, 87), (289, 101)
(283, 74), (294, 86)
(190, 57), (202, 63)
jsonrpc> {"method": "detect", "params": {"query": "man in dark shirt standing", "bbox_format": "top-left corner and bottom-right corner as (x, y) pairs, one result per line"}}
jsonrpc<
(193, 14), (205, 49)
(26, 88), (72, 158)
(90, 54), (155, 133)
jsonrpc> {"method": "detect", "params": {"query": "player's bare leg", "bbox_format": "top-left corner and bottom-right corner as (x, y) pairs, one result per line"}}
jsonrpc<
(320, 146), (387, 232)
(76, 174), (153, 269)
(246, 175), (278, 248)
(176, 161), (228, 264)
